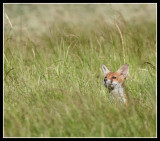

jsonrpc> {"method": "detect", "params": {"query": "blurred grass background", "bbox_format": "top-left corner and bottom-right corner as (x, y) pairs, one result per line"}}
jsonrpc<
(4, 4), (156, 137)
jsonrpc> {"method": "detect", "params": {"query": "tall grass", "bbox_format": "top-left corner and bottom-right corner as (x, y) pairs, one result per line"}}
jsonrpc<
(4, 4), (156, 137)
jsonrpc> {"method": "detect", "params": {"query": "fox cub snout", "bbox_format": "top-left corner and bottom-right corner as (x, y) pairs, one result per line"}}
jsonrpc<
(102, 64), (129, 105)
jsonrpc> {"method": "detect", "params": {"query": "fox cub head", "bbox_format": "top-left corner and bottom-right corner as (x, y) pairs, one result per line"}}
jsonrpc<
(102, 64), (129, 91)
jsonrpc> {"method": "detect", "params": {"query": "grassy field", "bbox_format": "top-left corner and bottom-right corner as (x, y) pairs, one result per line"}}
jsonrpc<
(4, 4), (156, 137)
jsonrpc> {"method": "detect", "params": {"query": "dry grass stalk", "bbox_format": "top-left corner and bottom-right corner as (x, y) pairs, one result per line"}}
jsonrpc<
(5, 12), (13, 29)
(115, 23), (125, 63)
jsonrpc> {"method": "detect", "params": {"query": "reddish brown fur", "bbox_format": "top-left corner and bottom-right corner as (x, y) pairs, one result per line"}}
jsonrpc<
(105, 71), (126, 84)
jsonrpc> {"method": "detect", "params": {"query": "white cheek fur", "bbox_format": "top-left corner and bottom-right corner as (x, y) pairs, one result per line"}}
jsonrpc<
(105, 79), (119, 85)
(112, 81), (118, 85)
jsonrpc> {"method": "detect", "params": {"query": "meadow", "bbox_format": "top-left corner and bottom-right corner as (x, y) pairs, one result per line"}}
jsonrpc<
(4, 4), (156, 137)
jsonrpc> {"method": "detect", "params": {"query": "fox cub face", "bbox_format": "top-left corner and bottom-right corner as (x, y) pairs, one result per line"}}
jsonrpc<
(102, 64), (129, 91)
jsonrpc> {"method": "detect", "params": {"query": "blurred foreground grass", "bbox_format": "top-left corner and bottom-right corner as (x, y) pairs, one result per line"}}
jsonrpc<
(4, 4), (156, 137)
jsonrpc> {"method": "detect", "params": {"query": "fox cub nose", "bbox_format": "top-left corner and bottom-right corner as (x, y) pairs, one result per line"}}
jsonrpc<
(104, 78), (107, 82)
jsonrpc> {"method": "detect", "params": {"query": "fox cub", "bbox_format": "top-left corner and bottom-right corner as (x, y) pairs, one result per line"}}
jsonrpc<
(102, 64), (129, 105)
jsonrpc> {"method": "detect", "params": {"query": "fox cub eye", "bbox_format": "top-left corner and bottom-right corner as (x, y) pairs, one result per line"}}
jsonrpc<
(104, 77), (107, 81)
(112, 76), (116, 79)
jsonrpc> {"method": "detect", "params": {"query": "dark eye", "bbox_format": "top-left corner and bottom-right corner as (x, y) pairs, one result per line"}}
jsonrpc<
(104, 77), (107, 81)
(112, 76), (116, 79)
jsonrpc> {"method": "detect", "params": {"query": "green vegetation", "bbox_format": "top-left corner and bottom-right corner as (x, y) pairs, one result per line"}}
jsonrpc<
(4, 4), (156, 137)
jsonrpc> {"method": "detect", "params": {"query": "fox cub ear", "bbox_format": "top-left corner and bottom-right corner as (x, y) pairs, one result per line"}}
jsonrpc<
(117, 64), (129, 78)
(102, 64), (110, 76)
